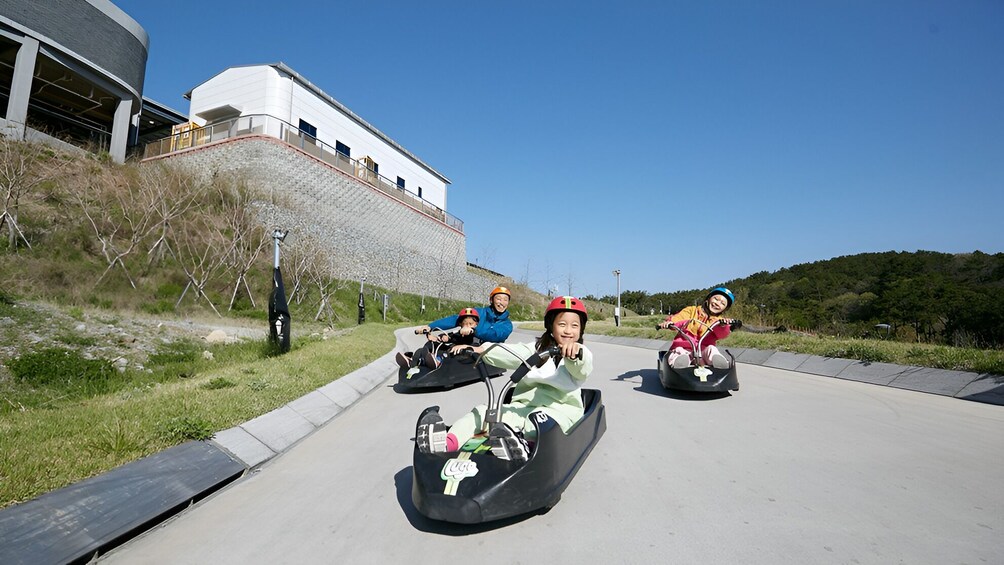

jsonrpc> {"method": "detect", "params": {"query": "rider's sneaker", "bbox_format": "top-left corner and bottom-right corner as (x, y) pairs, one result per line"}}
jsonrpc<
(416, 415), (449, 454)
(489, 423), (529, 462)
(709, 353), (730, 369)
(395, 352), (411, 369)
(672, 354), (692, 369)
(424, 350), (440, 368)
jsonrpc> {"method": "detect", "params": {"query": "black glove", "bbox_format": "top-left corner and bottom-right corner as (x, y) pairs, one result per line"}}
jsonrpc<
(730, 320), (743, 330)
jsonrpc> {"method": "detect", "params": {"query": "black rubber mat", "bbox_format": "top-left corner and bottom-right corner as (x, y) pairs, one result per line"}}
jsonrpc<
(0, 440), (245, 564)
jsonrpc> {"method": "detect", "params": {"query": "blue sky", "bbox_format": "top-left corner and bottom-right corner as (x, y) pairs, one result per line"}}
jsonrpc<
(114, 0), (1004, 298)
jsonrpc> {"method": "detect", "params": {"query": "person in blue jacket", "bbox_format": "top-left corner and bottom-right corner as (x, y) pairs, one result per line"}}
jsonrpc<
(415, 286), (513, 343)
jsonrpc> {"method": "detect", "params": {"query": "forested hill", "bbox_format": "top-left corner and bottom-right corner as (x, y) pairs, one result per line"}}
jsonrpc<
(598, 250), (1004, 347)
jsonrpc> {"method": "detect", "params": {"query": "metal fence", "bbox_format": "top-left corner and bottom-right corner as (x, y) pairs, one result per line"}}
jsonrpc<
(142, 114), (463, 232)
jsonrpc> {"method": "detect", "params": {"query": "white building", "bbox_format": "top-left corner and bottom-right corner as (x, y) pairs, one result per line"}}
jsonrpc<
(185, 63), (451, 212)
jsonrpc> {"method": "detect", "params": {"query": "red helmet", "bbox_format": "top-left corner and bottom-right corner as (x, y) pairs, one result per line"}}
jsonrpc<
(457, 307), (480, 321)
(544, 296), (587, 328)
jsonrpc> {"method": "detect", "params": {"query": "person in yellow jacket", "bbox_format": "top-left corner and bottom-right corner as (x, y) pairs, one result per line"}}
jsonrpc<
(658, 287), (741, 369)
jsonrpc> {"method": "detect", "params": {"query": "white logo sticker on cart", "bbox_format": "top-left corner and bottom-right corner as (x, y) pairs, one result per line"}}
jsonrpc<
(441, 458), (479, 481)
(694, 367), (712, 382)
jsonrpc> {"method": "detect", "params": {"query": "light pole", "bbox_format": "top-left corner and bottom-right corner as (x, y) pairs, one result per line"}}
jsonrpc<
(268, 229), (290, 353)
(357, 276), (366, 324)
(612, 269), (621, 327)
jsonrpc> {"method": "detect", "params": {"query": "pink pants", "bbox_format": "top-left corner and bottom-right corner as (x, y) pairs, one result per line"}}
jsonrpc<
(667, 345), (722, 366)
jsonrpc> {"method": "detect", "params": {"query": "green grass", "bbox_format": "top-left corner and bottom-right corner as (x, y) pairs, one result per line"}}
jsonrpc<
(0, 323), (395, 508)
(569, 316), (1004, 375)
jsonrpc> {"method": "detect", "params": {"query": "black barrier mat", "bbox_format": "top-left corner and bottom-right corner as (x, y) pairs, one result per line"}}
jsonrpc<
(0, 440), (245, 564)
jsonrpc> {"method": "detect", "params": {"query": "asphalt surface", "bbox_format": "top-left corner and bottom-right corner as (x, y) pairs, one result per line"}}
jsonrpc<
(93, 329), (1004, 565)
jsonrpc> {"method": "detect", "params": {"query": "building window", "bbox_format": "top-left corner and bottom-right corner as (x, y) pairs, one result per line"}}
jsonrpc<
(397, 177), (405, 190)
(298, 119), (317, 138)
(335, 141), (350, 157)
(417, 186), (423, 199)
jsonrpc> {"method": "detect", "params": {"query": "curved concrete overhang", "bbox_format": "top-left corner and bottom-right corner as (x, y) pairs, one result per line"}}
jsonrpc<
(0, 0), (149, 109)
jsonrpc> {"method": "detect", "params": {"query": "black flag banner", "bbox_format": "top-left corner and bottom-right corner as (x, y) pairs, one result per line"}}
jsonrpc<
(269, 266), (290, 352)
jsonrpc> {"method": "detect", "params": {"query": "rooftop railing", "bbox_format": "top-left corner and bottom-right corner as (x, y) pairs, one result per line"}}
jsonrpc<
(142, 114), (463, 232)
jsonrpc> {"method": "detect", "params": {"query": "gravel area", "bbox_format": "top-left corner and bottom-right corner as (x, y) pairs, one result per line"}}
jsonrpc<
(0, 300), (270, 373)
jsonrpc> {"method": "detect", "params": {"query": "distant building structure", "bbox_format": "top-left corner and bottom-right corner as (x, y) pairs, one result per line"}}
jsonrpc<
(142, 62), (481, 299)
(183, 63), (451, 212)
(0, 0), (182, 162)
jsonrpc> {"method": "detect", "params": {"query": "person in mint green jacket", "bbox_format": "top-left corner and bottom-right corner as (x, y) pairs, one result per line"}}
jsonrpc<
(415, 296), (591, 462)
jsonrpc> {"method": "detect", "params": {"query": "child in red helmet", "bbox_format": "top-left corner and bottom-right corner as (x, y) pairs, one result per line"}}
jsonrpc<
(658, 286), (741, 369)
(397, 307), (481, 369)
(414, 286), (513, 343)
(416, 296), (593, 463)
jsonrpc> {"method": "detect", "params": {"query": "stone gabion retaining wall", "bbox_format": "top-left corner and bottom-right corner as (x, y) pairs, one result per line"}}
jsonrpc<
(148, 135), (497, 303)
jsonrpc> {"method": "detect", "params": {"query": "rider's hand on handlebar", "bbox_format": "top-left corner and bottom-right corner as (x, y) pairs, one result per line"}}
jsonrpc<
(658, 320), (675, 330)
(559, 342), (582, 361)
(414, 325), (432, 335)
(458, 326), (474, 337)
(729, 319), (743, 330)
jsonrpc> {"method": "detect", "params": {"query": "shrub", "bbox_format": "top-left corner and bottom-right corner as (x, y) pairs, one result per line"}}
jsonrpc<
(6, 347), (117, 397)
(159, 415), (214, 441)
(147, 340), (200, 366)
(86, 417), (148, 455)
(140, 299), (176, 315)
(202, 377), (236, 390)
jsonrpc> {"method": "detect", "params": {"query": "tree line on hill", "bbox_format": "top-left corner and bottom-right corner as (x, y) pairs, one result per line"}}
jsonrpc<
(589, 251), (1004, 347)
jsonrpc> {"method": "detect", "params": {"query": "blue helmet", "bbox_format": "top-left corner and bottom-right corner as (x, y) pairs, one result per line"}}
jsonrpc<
(706, 287), (734, 310)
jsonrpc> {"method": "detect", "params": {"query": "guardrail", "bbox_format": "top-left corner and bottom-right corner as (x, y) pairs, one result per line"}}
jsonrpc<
(142, 114), (463, 232)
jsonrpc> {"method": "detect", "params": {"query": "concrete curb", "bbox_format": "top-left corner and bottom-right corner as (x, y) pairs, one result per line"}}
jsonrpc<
(210, 345), (400, 467)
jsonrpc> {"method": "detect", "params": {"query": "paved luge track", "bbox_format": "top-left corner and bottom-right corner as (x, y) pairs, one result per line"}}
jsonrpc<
(100, 332), (1003, 564)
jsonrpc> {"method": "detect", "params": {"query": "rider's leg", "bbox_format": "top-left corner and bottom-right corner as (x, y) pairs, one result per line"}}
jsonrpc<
(667, 346), (692, 368)
(703, 345), (729, 369)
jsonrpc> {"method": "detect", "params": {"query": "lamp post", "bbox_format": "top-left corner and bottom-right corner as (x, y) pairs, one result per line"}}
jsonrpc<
(268, 229), (290, 353)
(357, 276), (366, 324)
(612, 269), (621, 327)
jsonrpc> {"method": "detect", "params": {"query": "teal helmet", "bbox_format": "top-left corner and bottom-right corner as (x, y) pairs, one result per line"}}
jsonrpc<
(706, 287), (735, 310)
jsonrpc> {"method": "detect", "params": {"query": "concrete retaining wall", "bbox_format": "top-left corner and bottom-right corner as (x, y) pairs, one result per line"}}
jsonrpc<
(146, 135), (496, 303)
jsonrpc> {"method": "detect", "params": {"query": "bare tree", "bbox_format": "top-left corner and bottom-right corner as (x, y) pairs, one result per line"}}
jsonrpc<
(171, 185), (242, 317)
(305, 257), (345, 326)
(221, 182), (268, 310)
(539, 259), (554, 298)
(284, 235), (318, 305)
(518, 258), (533, 288)
(74, 169), (158, 289)
(172, 226), (232, 317)
(0, 134), (67, 250)
(142, 165), (209, 269)
(565, 267), (577, 297)
(476, 243), (496, 271)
